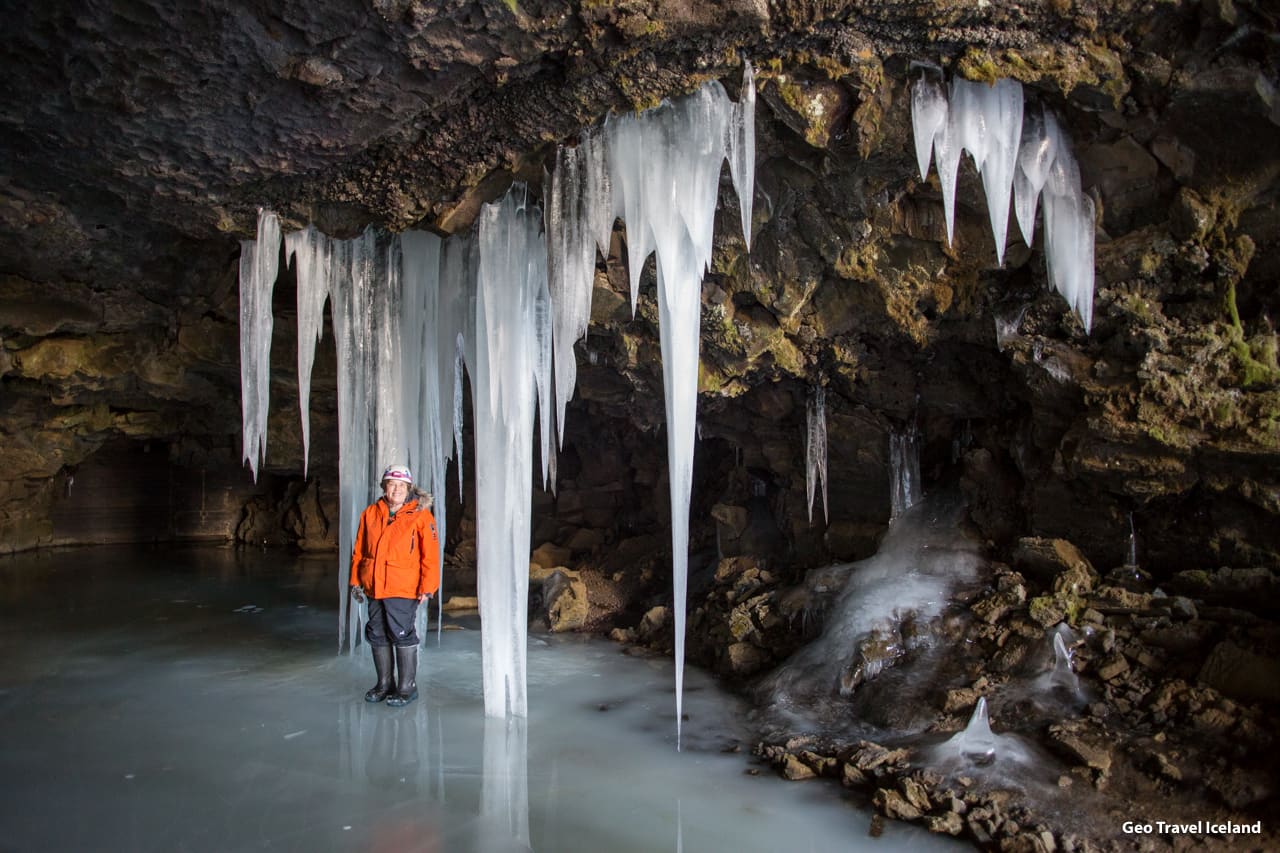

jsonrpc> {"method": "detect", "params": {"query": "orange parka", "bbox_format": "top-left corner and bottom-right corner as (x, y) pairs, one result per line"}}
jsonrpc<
(348, 497), (441, 600)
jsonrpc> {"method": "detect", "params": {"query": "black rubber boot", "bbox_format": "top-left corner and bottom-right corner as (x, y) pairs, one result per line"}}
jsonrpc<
(365, 644), (395, 703)
(386, 645), (418, 707)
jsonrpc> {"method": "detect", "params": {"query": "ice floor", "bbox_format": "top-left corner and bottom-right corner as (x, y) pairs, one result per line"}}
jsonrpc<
(0, 545), (963, 852)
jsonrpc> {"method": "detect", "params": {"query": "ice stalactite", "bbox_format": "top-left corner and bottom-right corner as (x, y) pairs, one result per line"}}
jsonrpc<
(473, 186), (546, 718)
(331, 231), (372, 652)
(440, 234), (477, 501)
(545, 126), (613, 458)
(239, 208), (281, 481)
(889, 426), (922, 520)
(910, 75), (1095, 330)
(1040, 111), (1096, 332)
(910, 73), (947, 184)
(600, 66), (755, 746)
(284, 225), (333, 478)
(1013, 106), (1055, 250)
(400, 230), (449, 638)
(726, 61), (756, 251)
(805, 384), (828, 524)
(977, 80), (1023, 267)
(241, 63), (756, 719)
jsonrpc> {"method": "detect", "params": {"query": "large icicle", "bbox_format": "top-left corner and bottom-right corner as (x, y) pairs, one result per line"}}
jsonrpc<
(400, 229), (450, 636)
(473, 186), (546, 718)
(239, 208), (281, 481)
(805, 384), (828, 524)
(329, 228), (407, 652)
(604, 74), (753, 747)
(284, 225), (332, 477)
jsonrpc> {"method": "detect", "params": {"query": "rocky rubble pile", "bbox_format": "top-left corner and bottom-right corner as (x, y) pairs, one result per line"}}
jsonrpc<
(738, 536), (1280, 849)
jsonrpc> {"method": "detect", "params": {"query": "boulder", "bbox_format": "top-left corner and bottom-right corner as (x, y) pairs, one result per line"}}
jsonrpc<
(1013, 538), (1098, 594)
(1198, 642), (1280, 705)
(531, 542), (572, 570)
(544, 570), (590, 633)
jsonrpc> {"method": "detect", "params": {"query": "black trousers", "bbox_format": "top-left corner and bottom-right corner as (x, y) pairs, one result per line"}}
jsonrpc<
(365, 597), (420, 648)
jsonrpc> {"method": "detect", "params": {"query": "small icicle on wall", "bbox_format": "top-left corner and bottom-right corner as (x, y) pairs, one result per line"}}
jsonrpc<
(911, 74), (1096, 330)
(237, 64), (756, 731)
(889, 426), (922, 520)
(805, 384), (828, 524)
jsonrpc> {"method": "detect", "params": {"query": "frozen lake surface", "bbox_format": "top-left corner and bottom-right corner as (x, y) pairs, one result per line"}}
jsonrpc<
(0, 546), (963, 852)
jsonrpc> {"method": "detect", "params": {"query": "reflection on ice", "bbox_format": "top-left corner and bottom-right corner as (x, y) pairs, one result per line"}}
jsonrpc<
(0, 546), (961, 853)
(482, 716), (531, 851)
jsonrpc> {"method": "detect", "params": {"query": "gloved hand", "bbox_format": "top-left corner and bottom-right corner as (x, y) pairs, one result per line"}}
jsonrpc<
(350, 586), (366, 604)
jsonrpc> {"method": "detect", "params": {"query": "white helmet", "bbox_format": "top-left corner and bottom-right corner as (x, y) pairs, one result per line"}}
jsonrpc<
(381, 464), (413, 485)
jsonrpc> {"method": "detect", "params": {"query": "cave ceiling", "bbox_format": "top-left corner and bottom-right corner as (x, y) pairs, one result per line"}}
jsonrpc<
(2, 0), (1280, 566)
(4, 0), (1273, 286)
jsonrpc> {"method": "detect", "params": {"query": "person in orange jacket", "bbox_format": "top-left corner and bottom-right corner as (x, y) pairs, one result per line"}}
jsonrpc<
(349, 463), (441, 707)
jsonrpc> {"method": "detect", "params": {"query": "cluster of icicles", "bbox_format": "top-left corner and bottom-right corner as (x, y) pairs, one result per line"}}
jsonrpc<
(239, 66), (756, 736)
(911, 74), (1096, 330)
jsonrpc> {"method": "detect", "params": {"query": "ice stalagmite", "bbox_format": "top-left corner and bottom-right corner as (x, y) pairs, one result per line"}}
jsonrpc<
(951, 696), (997, 765)
(239, 208), (281, 481)
(805, 385), (828, 524)
(284, 225), (333, 477)
(1049, 630), (1079, 692)
(473, 186), (546, 718)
